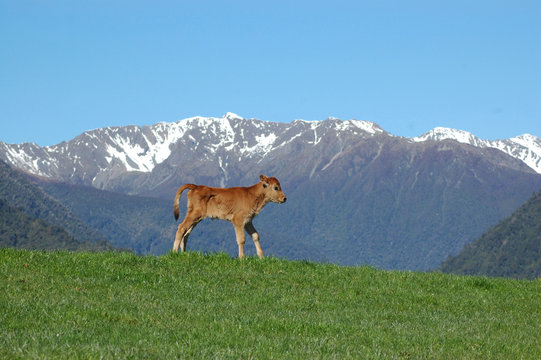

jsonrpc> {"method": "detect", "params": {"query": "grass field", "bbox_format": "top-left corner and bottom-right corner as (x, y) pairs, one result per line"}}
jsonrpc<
(1, 248), (540, 359)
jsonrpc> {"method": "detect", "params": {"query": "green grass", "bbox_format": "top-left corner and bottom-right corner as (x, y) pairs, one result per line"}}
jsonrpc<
(1, 248), (540, 359)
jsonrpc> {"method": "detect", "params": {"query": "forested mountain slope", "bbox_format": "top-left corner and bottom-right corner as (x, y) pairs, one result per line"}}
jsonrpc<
(440, 190), (541, 279)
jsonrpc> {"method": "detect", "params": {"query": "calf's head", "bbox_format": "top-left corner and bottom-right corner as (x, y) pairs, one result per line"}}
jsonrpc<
(259, 174), (287, 203)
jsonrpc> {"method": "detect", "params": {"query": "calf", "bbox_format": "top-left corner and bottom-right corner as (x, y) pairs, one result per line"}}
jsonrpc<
(173, 175), (286, 258)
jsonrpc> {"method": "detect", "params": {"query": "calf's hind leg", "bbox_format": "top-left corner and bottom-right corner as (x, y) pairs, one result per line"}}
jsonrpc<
(173, 214), (200, 253)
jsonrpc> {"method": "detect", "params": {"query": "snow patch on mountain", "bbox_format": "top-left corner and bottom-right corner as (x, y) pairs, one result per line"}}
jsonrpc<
(241, 133), (278, 156)
(0, 143), (58, 177)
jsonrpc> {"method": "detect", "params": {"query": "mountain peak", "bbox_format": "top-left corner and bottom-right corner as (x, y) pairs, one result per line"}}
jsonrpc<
(343, 119), (385, 135)
(291, 117), (384, 136)
(412, 127), (482, 145)
(510, 134), (541, 152)
(223, 112), (244, 121)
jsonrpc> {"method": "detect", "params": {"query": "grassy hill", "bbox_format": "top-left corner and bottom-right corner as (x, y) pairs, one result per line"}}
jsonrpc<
(1, 248), (540, 359)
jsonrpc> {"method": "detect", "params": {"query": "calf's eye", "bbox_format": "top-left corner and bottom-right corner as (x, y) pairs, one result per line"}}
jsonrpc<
(274, 186), (279, 191)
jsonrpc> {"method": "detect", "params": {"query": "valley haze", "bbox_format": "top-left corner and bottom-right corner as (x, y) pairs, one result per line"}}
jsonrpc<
(1, 113), (541, 271)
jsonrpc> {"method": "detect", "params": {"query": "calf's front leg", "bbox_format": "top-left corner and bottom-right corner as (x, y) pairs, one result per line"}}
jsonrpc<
(245, 221), (264, 259)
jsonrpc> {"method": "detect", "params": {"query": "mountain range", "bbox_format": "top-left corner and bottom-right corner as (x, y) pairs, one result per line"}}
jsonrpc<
(1, 113), (541, 270)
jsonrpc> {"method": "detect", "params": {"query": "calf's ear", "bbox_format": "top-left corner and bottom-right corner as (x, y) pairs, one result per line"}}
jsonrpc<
(259, 174), (269, 182)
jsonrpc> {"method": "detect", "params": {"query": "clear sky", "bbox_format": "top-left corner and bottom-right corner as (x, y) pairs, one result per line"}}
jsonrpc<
(1, 1), (540, 146)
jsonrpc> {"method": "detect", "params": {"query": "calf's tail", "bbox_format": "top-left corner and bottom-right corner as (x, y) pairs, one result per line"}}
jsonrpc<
(173, 184), (196, 221)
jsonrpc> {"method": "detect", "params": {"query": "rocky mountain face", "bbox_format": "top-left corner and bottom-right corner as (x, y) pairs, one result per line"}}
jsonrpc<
(2, 113), (541, 270)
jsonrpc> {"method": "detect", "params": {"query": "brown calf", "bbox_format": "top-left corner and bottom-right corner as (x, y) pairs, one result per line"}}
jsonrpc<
(173, 175), (286, 258)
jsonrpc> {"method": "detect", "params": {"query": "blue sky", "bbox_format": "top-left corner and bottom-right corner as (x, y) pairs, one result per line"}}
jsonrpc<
(1, 1), (540, 146)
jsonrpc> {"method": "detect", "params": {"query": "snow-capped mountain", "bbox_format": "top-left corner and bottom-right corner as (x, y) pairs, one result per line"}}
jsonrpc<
(1, 113), (539, 186)
(0, 112), (539, 198)
(0, 112), (386, 188)
(412, 127), (541, 174)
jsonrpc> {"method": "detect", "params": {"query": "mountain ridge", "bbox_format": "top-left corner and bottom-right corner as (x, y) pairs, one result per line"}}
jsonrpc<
(412, 127), (541, 173)
(2, 114), (538, 190)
